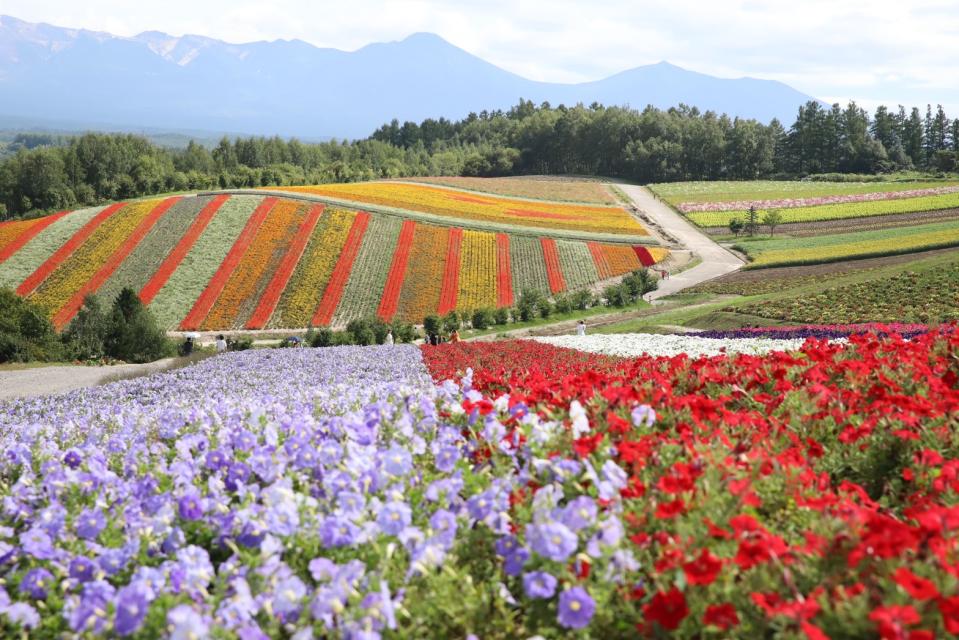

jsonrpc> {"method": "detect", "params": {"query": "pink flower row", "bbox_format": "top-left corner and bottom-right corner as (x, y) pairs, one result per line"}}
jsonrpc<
(677, 185), (959, 213)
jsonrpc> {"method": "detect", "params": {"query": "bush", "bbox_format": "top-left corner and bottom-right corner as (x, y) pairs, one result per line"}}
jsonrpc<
(517, 290), (544, 322)
(471, 308), (495, 330)
(390, 320), (417, 343)
(442, 311), (461, 333)
(346, 319), (376, 346)
(493, 307), (511, 325)
(571, 290), (594, 311)
(229, 337), (254, 351)
(622, 269), (658, 299)
(63, 295), (107, 360)
(104, 288), (173, 363)
(309, 327), (334, 347)
(423, 315), (442, 337)
(553, 295), (573, 315)
(0, 288), (64, 362)
(537, 299), (553, 319)
(603, 284), (628, 307)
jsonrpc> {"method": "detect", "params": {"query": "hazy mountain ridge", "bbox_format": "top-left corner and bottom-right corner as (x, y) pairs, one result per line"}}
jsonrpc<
(0, 15), (818, 138)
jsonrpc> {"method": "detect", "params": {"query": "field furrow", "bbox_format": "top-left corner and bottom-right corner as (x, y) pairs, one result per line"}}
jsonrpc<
(312, 212), (371, 326)
(149, 195), (261, 329)
(270, 208), (354, 329)
(396, 223), (448, 323)
(247, 204), (325, 329)
(508, 235), (550, 296)
(377, 219), (417, 321)
(332, 215), (403, 326)
(456, 230), (498, 313)
(556, 239), (599, 290)
(201, 199), (304, 330)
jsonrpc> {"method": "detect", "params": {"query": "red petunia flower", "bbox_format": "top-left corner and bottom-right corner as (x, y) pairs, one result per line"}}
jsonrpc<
(703, 603), (739, 630)
(642, 588), (689, 631)
(683, 548), (723, 586)
(892, 567), (939, 601)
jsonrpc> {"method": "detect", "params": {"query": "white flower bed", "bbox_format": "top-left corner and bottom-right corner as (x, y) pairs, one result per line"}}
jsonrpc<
(534, 333), (821, 358)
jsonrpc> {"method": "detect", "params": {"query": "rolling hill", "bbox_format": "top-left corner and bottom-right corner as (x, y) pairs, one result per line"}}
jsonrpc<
(0, 15), (817, 138)
(0, 182), (666, 331)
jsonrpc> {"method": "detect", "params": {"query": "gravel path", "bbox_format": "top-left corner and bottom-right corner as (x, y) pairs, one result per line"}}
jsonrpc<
(0, 358), (181, 401)
(616, 184), (745, 300)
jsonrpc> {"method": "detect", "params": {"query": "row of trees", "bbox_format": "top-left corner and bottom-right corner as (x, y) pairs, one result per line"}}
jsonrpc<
(2, 99), (958, 219)
(0, 287), (171, 363)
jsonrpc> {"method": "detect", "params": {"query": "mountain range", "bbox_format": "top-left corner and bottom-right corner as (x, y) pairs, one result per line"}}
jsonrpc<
(0, 15), (817, 139)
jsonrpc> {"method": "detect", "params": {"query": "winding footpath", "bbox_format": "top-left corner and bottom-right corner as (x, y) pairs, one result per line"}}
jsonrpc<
(616, 184), (745, 301)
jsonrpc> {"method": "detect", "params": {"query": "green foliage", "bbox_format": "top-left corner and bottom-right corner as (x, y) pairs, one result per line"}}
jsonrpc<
(470, 308), (495, 330)
(442, 311), (461, 333)
(345, 319), (376, 346)
(571, 289), (595, 310)
(62, 295), (107, 360)
(553, 294), (573, 314)
(493, 307), (511, 325)
(0, 288), (64, 362)
(604, 269), (656, 308)
(536, 298), (553, 319)
(423, 314), (442, 337)
(309, 327), (334, 347)
(516, 289), (544, 322)
(103, 288), (174, 363)
(728, 218), (744, 236)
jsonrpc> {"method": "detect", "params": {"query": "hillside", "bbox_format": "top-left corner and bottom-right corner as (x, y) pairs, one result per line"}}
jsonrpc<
(0, 182), (666, 331)
(0, 15), (817, 137)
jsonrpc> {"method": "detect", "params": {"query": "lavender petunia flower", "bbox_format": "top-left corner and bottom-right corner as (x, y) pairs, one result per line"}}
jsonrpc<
(557, 586), (596, 629)
(528, 521), (578, 562)
(19, 567), (54, 599)
(522, 571), (557, 599)
(376, 502), (411, 536)
(114, 582), (151, 636)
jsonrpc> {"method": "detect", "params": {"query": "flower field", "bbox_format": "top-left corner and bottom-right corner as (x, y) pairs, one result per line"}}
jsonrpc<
(650, 179), (959, 205)
(0, 194), (666, 330)
(2, 327), (958, 636)
(394, 177), (617, 204)
(270, 182), (648, 236)
(736, 218), (959, 268)
(535, 333), (821, 357)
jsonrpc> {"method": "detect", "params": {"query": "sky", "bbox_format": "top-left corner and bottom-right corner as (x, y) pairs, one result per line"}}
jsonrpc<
(2, 0), (958, 113)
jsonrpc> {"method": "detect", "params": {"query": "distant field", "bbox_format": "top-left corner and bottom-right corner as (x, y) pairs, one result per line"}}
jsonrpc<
(650, 179), (959, 204)
(274, 182), (645, 236)
(395, 176), (616, 204)
(734, 251), (959, 324)
(686, 190), (959, 226)
(0, 188), (666, 332)
(734, 218), (959, 268)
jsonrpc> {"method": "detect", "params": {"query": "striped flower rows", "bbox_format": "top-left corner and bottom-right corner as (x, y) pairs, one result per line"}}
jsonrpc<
(273, 181), (648, 236)
(0, 194), (668, 330)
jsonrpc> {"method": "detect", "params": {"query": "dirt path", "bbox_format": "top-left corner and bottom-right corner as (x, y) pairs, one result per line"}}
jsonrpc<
(0, 358), (181, 401)
(616, 184), (745, 300)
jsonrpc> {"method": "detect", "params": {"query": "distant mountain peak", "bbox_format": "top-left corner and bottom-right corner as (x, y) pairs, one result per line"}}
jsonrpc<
(0, 15), (818, 138)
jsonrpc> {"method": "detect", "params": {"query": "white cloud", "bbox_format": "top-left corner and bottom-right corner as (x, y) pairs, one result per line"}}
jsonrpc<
(2, 0), (958, 112)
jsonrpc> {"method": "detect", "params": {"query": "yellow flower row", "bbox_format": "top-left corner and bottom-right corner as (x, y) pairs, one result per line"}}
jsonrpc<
(396, 224), (448, 322)
(457, 230), (498, 313)
(751, 227), (959, 267)
(30, 199), (162, 315)
(0, 218), (42, 255)
(271, 208), (356, 328)
(202, 199), (305, 330)
(277, 182), (647, 236)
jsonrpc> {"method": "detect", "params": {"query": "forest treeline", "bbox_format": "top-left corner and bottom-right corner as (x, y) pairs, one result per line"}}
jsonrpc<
(2, 99), (958, 220)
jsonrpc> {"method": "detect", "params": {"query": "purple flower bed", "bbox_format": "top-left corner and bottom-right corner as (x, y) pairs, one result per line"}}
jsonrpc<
(688, 323), (931, 341)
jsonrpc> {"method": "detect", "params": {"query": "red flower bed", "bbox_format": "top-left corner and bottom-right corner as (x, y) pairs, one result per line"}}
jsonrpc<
(587, 240), (613, 278)
(423, 329), (959, 637)
(495, 232), (514, 308)
(540, 237), (566, 294)
(377, 219), (416, 321)
(633, 245), (656, 267)
(437, 227), (463, 314)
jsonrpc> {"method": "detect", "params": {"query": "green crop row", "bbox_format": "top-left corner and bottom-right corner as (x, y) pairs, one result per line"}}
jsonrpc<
(649, 179), (959, 205)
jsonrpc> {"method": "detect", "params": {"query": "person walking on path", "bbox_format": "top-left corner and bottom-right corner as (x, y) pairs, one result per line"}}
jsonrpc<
(215, 335), (228, 352)
(576, 320), (587, 336)
(384, 330), (394, 345)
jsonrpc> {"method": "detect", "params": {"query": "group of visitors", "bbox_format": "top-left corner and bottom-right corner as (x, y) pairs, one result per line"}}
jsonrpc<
(423, 329), (460, 346)
(180, 334), (232, 356)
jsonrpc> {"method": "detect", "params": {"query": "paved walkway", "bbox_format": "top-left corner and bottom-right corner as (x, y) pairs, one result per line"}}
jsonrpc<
(0, 358), (181, 401)
(616, 184), (745, 301)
